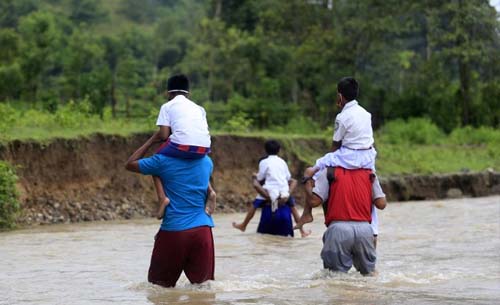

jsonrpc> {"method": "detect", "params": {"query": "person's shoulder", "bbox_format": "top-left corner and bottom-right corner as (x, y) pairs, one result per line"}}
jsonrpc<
(258, 155), (269, 164)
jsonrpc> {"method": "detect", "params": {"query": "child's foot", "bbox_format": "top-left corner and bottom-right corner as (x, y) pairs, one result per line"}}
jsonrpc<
(300, 228), (312, 238)
(232, 222), (246, 232)
(206, 190), (216, 215)
(293, 212), (313, 230)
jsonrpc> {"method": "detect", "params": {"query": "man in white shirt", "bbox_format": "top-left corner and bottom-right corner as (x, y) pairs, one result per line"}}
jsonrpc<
(232, 140), (310, 237)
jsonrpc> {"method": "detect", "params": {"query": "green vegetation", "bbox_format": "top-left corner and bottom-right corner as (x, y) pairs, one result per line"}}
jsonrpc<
(0, 161), (20, 230)
(0, 0), (498, 176)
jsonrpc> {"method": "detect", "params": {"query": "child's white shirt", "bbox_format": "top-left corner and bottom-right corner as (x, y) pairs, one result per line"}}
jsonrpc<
(333, 100), (373, 149)
(255, 155), (291, 201)
(314, 100), (376, 174)
(156, 95), (211, 147)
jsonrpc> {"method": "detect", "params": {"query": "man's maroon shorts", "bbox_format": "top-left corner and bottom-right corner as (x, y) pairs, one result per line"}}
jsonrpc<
(148, 226), (215, 287)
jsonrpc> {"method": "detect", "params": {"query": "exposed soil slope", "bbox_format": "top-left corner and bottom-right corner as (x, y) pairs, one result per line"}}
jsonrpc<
(0, 134), (498, 225)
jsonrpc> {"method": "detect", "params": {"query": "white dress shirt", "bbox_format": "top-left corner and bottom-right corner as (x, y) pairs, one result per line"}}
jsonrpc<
(255, 155), (291, 201)
(333, 100), (374, 149)
(156, 95), (211, 147)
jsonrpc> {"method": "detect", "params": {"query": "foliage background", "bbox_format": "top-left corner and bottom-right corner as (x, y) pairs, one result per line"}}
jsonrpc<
(0, 0), (499, 175)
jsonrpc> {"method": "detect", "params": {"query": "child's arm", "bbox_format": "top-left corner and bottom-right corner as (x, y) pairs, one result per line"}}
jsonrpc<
(153, 176), (170, 219)
(158, 126), (171, 141)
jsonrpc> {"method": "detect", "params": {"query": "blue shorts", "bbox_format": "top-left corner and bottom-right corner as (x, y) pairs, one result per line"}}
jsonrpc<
(156, 141), (209, 159)
(254, 197), (295, 237)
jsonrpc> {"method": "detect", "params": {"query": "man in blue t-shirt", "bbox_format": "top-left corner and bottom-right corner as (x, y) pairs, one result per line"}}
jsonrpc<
(125, 132), (215, 287)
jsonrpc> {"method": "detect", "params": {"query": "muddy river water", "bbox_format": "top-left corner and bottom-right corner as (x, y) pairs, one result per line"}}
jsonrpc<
(1, 196), (499, 305)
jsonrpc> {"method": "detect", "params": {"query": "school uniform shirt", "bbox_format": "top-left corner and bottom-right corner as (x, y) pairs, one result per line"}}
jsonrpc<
(255, 155), (291, 200)
(333, 100), (374, 149)
(312, 168), (384, 235)
(156, 95), (211, 148)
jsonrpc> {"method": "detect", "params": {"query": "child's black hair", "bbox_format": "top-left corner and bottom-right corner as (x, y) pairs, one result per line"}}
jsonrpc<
(167, 74), (189, 92)
(265, 140), (280, 155)
(337, 77), (359, 101)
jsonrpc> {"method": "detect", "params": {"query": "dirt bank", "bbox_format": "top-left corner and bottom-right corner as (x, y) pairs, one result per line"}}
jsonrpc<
(0, 133), (499, 225)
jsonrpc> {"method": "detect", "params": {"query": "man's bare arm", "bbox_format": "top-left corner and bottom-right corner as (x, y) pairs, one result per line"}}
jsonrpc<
(374, 197), (387, 210)
(125, 132), (161, 173)
(252, 176), (270, 200)
(288, 178), (297, 194)
(304, 176), (323, 208)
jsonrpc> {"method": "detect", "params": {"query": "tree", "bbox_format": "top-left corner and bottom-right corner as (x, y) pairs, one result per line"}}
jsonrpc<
(69, 0), (108, 24)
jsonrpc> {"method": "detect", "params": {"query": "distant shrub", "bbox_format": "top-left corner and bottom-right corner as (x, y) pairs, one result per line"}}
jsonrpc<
(54, 99), (94, 128)
(224, 111), (253, 132)
(449, 126), (500, 145)
(378, 117), (445, 145)
(0, 161), (20, 230)
(0, 103), (17, 134)
(272, 115), (323, 135)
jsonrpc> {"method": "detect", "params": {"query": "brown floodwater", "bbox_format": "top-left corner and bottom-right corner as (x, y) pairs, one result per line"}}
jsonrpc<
(1, 196), (499, 305)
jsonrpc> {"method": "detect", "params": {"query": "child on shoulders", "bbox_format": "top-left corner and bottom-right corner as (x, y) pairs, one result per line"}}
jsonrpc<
(152, 74), (216, 219)
(296, 77), (377, 228)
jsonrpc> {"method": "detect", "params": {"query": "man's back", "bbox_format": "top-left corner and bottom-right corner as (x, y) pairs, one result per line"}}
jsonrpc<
(324, 168), (373, 226)
(138, 154), (214, 231)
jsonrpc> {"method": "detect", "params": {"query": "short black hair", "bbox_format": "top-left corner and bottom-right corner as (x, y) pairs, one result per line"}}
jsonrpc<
(265, 140), (280, 155)
(167, 74), (189, 93)
(337, 77), (359, 101)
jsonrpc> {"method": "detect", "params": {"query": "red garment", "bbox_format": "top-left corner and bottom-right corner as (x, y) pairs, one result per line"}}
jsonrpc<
(324, 168), (373, 226)
(148, 226), (215, 287)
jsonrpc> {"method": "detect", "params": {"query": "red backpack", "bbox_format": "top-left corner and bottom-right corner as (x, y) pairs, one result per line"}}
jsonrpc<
(324, 167), (373, 226)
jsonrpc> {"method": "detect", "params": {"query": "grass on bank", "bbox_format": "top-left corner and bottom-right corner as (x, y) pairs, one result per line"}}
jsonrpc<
(0, 103), (498, 175)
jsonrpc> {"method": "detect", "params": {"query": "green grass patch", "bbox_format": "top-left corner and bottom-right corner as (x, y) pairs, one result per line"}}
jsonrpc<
(0, 161), (20, 230)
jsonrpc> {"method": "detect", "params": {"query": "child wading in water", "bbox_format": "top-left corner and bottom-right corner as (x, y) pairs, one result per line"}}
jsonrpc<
(295, 77), (378, 229)
(152, 74), (216, 219)
(232, 140), (311, 238)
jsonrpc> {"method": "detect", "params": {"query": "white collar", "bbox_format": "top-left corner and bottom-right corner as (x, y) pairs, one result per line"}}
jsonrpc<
(342, 100), (358, 111)
(171, 95), (188, 102)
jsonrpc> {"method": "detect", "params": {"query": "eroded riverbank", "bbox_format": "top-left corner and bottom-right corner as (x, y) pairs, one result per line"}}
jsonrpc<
(0, 133), (499, 225)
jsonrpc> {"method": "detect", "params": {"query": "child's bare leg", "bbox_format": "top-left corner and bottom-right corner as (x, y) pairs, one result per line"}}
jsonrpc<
(291, 206), (311, 237)
(156, 197), (170, 219)
(206, 183), (216, 215)
(294, 167), (319, 229)
(153, 176), (170, 219)
(232, 203), (256, 232)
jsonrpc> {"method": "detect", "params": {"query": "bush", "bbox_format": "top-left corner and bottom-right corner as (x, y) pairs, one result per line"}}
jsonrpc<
(378, 117), (445, 145)
(224, 111), (253, 132)
(449, 126), (500, 145)
(0, 161), (20, 230)
(0, 103), (17, 134)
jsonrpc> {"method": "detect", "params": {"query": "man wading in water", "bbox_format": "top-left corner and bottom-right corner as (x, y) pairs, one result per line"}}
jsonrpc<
(125, 76), (215, 288)
(302, 166), (387, 275)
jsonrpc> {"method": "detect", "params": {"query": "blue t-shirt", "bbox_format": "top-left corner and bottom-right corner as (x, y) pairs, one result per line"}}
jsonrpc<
(139, 154), (214, 231)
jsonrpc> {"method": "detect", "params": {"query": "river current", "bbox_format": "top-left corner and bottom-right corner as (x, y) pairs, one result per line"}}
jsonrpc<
(1, 196), (499, 305)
